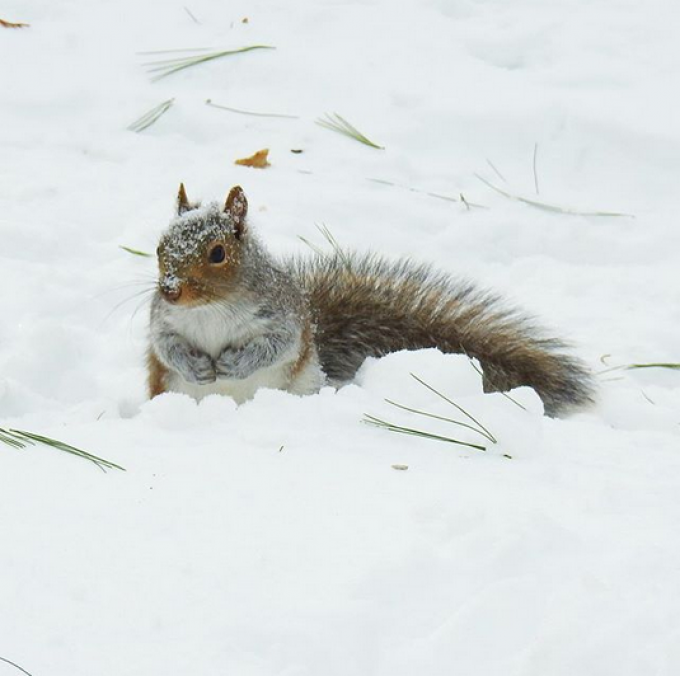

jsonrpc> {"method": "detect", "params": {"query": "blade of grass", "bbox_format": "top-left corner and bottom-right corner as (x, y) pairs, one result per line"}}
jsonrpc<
(475, 174), (633, 218)
(127, 98), (174, 132)
(205, 98), (298, 119)
(316, 113), (384, 149)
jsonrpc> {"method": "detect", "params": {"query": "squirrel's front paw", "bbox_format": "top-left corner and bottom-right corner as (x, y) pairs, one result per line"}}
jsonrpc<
(215, 348), (255, 380)
(179, 349), (217, 385)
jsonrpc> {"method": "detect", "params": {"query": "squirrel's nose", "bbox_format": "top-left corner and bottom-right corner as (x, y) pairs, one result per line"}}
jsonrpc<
(160, 283), (182, 302)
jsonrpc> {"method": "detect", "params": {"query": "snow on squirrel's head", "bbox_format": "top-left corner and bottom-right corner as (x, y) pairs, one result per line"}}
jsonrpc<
(155, 184), (249, 306)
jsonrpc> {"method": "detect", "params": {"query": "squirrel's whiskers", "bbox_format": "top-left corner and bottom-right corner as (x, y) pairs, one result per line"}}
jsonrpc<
(146, 184), (596, 416)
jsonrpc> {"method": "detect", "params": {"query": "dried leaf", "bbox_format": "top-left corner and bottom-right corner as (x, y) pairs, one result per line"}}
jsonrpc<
(235, 148), (270, 169)
(0, 18), (30, 28)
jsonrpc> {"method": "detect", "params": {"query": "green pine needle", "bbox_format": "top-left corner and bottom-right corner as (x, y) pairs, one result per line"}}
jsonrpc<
(0, 427), (126, 472)
(363, 373), (500, 452)
(127, 98), (175, 132)
(626, 362), (680, 370)
(119, 245), (152, 257)
(143, 45), (275, 81)
(316, 113), (384, 149)
(598, 361), (680, 376)
(205, 98), (298, 119)
(410, 373), (498, 443)
(475, 174), (633, 218)
(362, 415), (487, 452)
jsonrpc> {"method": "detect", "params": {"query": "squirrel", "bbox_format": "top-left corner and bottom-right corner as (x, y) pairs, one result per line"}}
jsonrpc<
(147, 184), (596, 416)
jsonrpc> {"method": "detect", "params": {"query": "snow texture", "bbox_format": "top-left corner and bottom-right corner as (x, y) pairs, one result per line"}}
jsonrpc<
(1, 1), (679, 675)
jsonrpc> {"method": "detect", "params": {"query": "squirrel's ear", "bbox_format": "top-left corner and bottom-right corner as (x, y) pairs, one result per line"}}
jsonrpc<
(224, 185), (248, 239)
(177, 182), (191, 215)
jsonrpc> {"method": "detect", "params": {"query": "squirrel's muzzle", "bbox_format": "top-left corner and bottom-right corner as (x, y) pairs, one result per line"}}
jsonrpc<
(159, 281), (182, 303)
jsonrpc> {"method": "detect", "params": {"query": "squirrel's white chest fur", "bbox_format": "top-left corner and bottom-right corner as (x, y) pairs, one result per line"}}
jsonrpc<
(159, 299), (324, 403)
(165, 300), (263, 359)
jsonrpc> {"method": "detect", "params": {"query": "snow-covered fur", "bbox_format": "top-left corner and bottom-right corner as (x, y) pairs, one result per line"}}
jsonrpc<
(148, 188), (595, 416)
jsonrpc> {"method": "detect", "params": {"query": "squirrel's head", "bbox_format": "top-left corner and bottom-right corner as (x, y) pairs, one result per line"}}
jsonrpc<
(155, 184), (249, 306)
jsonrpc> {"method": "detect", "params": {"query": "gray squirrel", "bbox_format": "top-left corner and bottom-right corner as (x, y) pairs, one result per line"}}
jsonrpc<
(148, 184), (595, 416)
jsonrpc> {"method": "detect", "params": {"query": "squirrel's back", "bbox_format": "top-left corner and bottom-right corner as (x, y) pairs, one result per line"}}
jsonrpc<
(289, 252), (595, 417)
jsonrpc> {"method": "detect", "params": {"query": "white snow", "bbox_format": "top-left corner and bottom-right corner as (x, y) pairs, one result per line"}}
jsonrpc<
(1, 1), (679, 674)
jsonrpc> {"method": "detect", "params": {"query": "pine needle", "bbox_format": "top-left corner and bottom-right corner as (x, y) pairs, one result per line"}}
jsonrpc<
(206, 99), (298, 119)
(367, 177), (487, 209)
(119, 245), (152, 257)
(384, 398), (494, 442)
(475, 174), (634, 218)
(127, 98), (174, 132)
(410, 373), (497, 443)
(364, 374), (501, 452)
(143, 45), (275, 81)
(597, 361), (680, 375)
(466, 358), (527, 410)
(627, 362), (680, 370)
(316, 113), (384, 149)
(0, 655), (33, 676)
(0, 428), (125, 472)
(363, 415), (487, 452)
(298, 223), (352, 269)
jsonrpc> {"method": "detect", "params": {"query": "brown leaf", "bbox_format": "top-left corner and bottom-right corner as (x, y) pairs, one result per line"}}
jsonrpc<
(0, 18), (30, 28)
(235, 148), (270, 169)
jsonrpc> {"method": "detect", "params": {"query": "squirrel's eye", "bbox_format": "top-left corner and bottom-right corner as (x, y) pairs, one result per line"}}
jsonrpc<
(209, 244), (226, 264)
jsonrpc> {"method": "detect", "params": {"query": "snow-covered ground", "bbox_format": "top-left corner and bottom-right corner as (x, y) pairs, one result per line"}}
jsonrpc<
(1, 1), (679, 674)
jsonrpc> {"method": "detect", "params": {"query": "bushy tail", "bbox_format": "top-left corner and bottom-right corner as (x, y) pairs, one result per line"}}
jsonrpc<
(289, 253), (596, 416)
